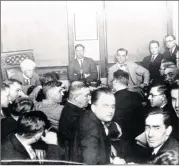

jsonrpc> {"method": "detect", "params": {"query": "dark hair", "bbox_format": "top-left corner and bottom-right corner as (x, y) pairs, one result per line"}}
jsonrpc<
(149, 40), (160, 54)
(113, 69), (129, 85)
(41, 72), (60, 85)
(17, 111), (50, 137)
(150, 150), (179, 165)
(75, 44), (85, 50)
(145, 108), (172, 128)
(11, 97), (35, 116)
(91, 87), (113, 105)
(1, 83), (9, 91)
(4, 79), (22, 86)
(42, 80), (62, 97)
(150, 85), (170, 101)
(116, 48), (128, 55)
(165, 35), (176, 40)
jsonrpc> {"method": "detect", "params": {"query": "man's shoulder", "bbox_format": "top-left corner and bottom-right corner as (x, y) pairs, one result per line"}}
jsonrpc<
(109, 63), (118, 71)
(159, 137), (179, 154)
(11, 72), (23, 78)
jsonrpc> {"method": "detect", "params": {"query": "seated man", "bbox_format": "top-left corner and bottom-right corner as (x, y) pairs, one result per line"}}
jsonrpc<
(10, 59), (41, 94)
(144, 108), (179, 163)
(72, 87), (125, 164)
(163, 35), (179, 64)
(58, 81), (91, 160)
(1, 97), (35, 142)
(1, 83), (10, 119)
(3, 79), (27, 118)
(108, 48), (150, 95)
(163, 65), (177, 86)
(142, 40), (163, 85)
(29, 80), (64, 130)
(68, 44), (98, 83)
(112, 69), (144, 149)
(170, 83), (179, 141)
(1, 111), (61, 161)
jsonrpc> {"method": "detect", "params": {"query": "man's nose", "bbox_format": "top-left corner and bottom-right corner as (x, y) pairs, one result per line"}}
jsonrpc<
(148, 129), (154, 138)
(175, 100), (179, 107)
(148, 95), (152, 100)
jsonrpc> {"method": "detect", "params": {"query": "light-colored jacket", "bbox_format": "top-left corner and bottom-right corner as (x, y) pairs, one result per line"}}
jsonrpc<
(108, 61), (150, 87)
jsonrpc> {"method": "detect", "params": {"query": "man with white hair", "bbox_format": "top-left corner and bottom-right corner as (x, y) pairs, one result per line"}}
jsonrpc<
(11, 59), (41, 93)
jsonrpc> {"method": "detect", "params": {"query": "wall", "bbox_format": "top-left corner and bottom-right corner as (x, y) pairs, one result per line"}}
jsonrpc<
(1, 1), (69, 67)
(105, 1), (168, 63)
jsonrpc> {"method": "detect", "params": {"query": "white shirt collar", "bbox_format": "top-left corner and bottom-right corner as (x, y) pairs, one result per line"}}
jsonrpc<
(23, 73), (30, 80)
(170, 45), (177, 54)
(151, 54), (158, 60)
(152, 144), (163, 155)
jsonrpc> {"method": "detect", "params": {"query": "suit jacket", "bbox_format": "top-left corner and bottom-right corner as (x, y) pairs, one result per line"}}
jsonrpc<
(113, 89), (145, 141)
(150, 137), (179, 162)
(1, 133), (62, 160)
(142, 53), (163, 84)
(72, 110), (111, 164)
(108, 61), (150, 87)
(68, 57), (98, 82)
(1, 116), (17, 142)
(58, 101), (85, 160)
(163, 45), (179, 64)
(11, 72), (41, 94)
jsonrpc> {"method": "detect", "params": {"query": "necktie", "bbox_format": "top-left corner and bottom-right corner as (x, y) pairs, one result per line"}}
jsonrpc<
(151, 56), (155, 63)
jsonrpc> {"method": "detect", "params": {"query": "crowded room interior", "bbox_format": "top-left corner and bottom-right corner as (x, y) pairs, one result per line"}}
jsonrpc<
(1, 1), (179, 165)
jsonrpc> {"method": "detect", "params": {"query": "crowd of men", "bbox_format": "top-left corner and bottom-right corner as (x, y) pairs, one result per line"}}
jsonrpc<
(1, 34), (179, 165)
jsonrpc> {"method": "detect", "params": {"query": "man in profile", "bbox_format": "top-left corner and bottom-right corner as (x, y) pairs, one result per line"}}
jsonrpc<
(1, 83), (10, 119)
(163, 35), (179, 64)
(68, 44), (98, 83)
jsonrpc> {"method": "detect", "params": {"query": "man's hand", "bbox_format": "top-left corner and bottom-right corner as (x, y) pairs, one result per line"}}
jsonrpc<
(140, 83), (147, 89)
(84, 73), (90, 78)
(35, 149), (46, 164)
(111, 157), (126, 164)
(41, 131), (58, 145)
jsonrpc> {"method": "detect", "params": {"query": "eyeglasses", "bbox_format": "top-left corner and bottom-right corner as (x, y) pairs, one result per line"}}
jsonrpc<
(166, 40), (174, 43)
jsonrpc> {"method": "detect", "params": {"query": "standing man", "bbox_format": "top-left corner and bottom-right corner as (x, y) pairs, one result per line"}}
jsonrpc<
(108, 48), (150, 90)
(68, 44), (98, 83)
(142, 40), (163, 85)
(163, 35), (179, 64)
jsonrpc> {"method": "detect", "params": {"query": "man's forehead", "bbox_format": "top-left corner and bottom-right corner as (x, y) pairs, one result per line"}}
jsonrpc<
(165, 36), (174, 41)
(76, 46), (84, 51)
(117, 51), (126, 56)
(150, 87), (158, 93)
(10, 82), (21, 88)
(146, 114), (164, 125)
(165, 68), (175, 73)
(97, 93), (115, 103)
(171, 89), (179, 97)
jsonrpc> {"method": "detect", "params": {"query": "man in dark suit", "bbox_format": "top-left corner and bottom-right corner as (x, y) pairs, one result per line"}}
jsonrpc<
(72, 88), (126, 164)
(145, 108), (179, 163)
(142, 40), (163, 85)
(111, 69), (145, 160)
(68, 44), (98, 83)
(163, 35), (179, 64)
(58, 81), (91, 160)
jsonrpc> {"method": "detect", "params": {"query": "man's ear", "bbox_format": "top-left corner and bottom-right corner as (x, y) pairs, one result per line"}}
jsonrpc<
(91, 104), (96, 113)
(166, 125), (172, 136)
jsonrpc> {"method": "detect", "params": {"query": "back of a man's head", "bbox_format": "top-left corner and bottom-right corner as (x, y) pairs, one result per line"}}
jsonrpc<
(68, 81), (88, 101)
(113, 69), (129, 86)
(11, 97), (35, 117)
